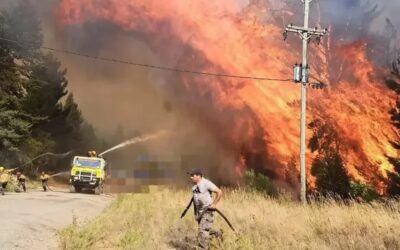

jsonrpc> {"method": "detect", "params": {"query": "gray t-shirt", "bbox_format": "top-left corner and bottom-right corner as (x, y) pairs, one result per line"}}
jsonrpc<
(192, 178), (218, 214)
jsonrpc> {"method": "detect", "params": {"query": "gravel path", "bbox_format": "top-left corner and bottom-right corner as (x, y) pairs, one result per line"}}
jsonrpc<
(0, 189), (113, 250)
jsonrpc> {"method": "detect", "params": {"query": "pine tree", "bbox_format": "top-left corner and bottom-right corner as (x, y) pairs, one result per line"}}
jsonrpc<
(23, 53), (68, 117)
(308, 119), (351, 198)
(0, 3), (100, 171)
(0, 11), (33, 164)
(310, 148), (350, 198)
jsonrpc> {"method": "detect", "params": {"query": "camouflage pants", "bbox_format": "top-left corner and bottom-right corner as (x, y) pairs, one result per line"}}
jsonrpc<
(198, 211), (222, 249)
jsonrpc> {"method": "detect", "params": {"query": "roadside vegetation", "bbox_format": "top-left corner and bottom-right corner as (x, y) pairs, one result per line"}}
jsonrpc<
(59, 185), (400, 250)
(4, 176), (41, 192)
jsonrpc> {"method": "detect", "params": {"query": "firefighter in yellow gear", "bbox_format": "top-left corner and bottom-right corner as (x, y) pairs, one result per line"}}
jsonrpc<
(16, 172), (26, 192)
(0, 167), (16, 195)
(40, 172), (50, 192)
(87, 151), (97, 157)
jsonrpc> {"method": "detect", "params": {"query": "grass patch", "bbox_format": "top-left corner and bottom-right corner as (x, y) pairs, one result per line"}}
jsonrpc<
(59, 188), (400, 250)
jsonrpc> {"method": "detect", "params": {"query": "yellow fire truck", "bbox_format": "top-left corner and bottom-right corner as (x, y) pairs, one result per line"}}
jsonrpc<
(69, 151), (106, 194)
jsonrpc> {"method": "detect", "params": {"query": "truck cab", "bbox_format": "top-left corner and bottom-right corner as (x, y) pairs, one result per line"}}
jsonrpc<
(69, 155), (106, 194)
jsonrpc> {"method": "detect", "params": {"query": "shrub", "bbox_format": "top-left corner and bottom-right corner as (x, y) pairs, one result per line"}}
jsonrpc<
(349, 181), (379, 202)
(244, 170), (278, 197)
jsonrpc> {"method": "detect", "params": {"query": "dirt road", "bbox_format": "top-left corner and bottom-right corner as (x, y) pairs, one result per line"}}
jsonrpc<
(0, 189), (113, 250)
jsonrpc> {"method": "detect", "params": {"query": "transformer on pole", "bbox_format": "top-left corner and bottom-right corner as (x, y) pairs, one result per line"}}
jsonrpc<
(284, 0), (327, 204)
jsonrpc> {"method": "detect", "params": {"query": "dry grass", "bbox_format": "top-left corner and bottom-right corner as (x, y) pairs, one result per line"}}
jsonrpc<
(4, 176), (41, 192)
(59, 188), (400, 250)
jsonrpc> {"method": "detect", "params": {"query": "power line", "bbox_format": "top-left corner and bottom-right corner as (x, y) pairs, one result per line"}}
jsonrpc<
(0, 37), (292, 82)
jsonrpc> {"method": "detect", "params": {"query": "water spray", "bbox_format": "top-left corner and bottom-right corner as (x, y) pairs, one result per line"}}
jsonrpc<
(49, 171), (70, 178)
(21, 151), (73, 168)
(98, 130), (168, 157)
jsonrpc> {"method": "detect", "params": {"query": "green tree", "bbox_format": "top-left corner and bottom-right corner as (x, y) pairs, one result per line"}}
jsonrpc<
(0, 11), (34, 165)
(0, 3), (101, 172)
(311, 148), (350, 198)
(308, 119), (351, 198)
(23, 53), (68, 117)
(54, 93), (84, 152)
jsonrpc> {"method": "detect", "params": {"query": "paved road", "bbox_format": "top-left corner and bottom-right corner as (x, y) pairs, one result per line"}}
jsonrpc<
(0, 189), (113, 250)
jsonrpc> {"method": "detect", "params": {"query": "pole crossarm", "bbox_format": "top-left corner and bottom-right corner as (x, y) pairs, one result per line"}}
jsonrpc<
(285, 25), (328, 36)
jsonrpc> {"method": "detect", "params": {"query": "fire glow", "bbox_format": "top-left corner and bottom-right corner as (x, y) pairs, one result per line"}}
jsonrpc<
(57, 0), (398, 190)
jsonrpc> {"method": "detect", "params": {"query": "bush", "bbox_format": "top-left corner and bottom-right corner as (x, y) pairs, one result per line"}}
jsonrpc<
(311, 149), (351, 198)
(349, 181), (379, 202)
(244, 170), (278, 197)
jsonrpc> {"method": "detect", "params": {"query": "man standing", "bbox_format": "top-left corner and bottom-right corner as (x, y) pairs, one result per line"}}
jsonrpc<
(188, 168), (223, 249)
(40, 172), (50, 192)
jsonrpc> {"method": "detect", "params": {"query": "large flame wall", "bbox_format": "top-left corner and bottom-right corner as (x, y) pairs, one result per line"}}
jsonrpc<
(57, 0), (398, 190)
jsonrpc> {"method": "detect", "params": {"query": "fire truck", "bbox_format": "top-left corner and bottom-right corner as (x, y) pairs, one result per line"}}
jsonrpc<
(69, 151), (106, 194)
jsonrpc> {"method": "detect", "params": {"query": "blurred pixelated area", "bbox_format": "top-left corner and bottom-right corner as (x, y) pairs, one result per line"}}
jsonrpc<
(104, 154), (207, 193)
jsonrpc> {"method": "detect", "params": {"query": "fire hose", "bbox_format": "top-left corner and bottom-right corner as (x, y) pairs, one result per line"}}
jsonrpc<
(41, 171), (69, 192)
(180, 197), (237, 233)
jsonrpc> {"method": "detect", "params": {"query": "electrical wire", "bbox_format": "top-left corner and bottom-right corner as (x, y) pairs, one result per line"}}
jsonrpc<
(0, 37), (293, 82)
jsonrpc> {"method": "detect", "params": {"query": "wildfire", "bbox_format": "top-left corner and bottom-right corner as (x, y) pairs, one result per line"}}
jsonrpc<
(57, 0), (398, 190)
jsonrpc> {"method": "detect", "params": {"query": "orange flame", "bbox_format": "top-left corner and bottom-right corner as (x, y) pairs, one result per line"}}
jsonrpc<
(57, 0), (399, 190)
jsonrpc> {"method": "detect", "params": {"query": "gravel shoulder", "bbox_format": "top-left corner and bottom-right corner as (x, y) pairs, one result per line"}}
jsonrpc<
(0, 188), (113, 250)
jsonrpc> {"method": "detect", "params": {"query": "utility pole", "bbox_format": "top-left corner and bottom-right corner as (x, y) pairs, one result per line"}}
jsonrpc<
(284, 0), (327, 204)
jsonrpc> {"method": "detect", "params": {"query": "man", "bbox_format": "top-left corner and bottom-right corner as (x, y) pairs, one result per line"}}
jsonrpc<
(188, 168), (223, 249)
(0, 167), (15, 195)
(16, 172), (26, 192)
(40, 172), (50, 192)
(0, 167), (10, 195)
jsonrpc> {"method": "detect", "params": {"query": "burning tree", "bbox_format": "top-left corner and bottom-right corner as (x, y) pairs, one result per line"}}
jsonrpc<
(386, 57), (400, 196)
(56, 0), (399, 191)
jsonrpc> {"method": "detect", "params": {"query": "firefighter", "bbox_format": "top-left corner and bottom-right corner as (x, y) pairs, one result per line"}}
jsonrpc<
(0, 167), (16, 195)
(40, 171), (50, 192)
(0, 167), (9, 195)
(16, 172), (26, 192)
(187, 168), (223, 249)
(87, 151), (97, 157)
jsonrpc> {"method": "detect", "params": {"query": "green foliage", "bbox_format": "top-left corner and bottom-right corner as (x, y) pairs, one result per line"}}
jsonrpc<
(308, 119), (351, 198)
(244, 169), (278, 197)
(311, 149), (351, 198)
(0, 3), (100, 173)
(23, 53), (68, 117)
(0, 97), (33, 149)
(349, 181), (379, 202)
